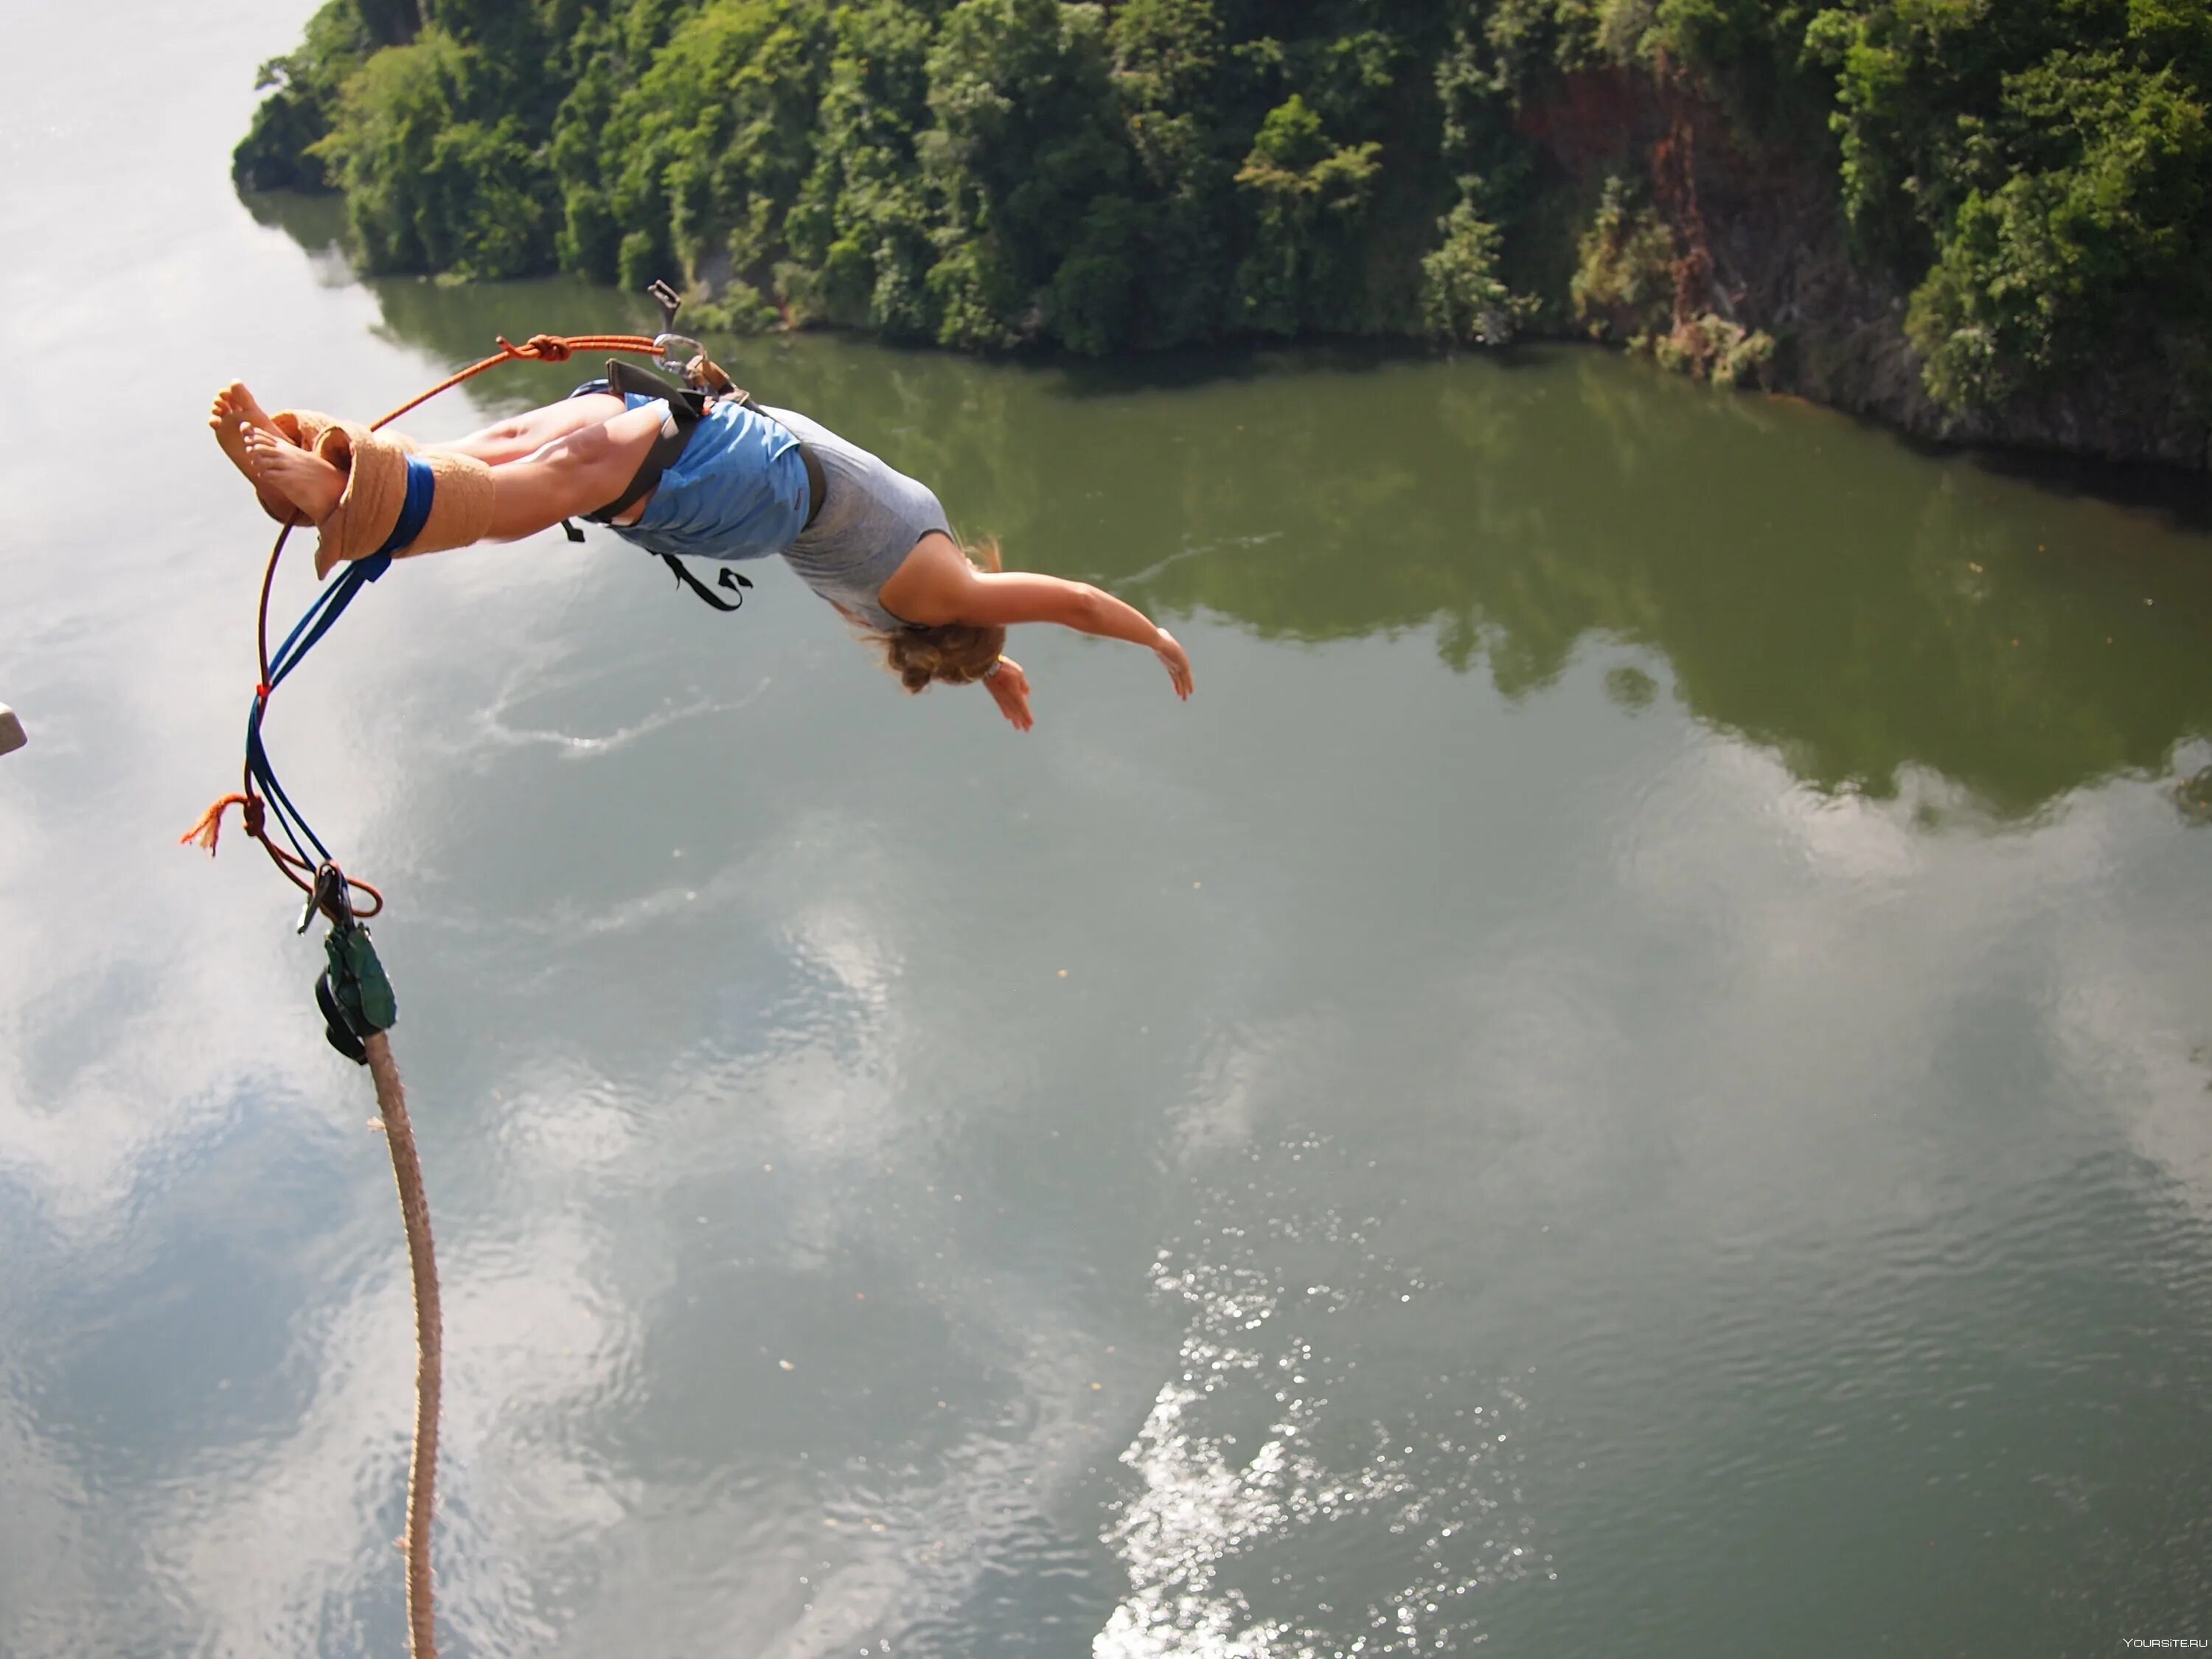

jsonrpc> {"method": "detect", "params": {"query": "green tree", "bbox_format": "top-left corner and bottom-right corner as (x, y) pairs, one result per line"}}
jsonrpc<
(311, 32), (469, 271)
(783, 1), (942, 335)
(1907, 50), (2212, 406)
(596, 1), (831, 296)
(1423, 196), (1526, 344)
(232, 0), (375, 191)
(1811, 2), (2212, 408)
(1234, 94), (1382, 334)
(1107, 0), (1242, 347)
(924, 0), (1130, 349)
(228, 0), (2212, 444)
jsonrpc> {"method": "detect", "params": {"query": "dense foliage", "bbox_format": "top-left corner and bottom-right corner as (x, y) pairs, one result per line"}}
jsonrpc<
(236, 0), (2212, 419)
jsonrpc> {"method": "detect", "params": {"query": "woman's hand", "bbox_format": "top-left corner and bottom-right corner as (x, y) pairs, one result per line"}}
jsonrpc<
(984, 657), (1034, 731)
(1154, 629), (1194, 700)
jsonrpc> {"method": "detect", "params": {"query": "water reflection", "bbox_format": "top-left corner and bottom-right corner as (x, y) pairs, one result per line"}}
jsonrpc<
(9, 100), (2212, 1658)
(266, 230), (2212, 820)
(1103, 1200), (1543, 1658)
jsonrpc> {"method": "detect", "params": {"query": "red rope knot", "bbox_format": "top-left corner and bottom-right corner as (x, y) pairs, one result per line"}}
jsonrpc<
(501, 333), (574, 364)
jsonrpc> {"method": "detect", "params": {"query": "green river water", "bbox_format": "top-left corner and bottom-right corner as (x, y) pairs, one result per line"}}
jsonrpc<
(6, 4), (2212, 1656)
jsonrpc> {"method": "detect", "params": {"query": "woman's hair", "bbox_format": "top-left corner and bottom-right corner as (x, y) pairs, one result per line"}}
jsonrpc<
(872, 536), (1006, 694)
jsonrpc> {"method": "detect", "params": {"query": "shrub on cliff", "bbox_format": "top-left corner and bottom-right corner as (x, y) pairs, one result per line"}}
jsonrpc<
(1571, 177), (1674, 344)
(1423, 196), (1534, 345)
(1905, 50), (2212, 408)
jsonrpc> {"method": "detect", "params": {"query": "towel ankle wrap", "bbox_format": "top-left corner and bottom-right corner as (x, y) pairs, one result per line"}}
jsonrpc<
(271, 410), (495, 577)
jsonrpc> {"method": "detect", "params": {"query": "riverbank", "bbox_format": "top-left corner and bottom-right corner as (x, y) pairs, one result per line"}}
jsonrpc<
(233, 1), (2212, 476)
(247, 175), (2212, 491)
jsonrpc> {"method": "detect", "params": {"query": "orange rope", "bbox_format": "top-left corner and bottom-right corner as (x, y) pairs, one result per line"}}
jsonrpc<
(368, 333), (661, 430)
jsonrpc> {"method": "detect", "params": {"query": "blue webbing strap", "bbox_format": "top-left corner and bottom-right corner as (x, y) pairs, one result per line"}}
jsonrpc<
(244, 457), (436, 868)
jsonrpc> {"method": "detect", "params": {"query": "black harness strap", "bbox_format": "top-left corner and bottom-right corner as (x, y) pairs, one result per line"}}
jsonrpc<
(585, 400), (692, 526)
(558, 357), (820, 616)
(585, 358), (708, 526)
(661, 556), (754, 611)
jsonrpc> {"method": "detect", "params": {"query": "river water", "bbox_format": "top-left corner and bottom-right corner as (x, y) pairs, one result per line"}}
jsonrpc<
(7, 4), (2212, 1657)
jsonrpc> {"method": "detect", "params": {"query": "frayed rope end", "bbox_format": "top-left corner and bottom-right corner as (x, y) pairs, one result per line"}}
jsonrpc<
(180, 793), (263, 856)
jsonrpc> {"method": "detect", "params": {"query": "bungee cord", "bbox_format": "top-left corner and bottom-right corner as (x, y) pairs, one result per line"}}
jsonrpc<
(184, 304), (728, 1659)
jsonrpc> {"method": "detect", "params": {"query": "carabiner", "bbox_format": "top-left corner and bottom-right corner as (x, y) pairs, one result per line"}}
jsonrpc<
(653, 332), (706, 375)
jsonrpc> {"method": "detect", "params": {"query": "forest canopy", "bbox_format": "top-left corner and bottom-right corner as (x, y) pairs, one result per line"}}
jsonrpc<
(236, 0), (2212, 420)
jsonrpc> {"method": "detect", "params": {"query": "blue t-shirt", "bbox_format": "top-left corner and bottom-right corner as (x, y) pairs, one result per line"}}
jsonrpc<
(607, 394), (811, 563)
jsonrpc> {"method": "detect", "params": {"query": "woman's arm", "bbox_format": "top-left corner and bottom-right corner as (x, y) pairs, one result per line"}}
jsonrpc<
(959, 571), (1150, 638)
(882, 543), (1195, 699)
(967, 573), (1194, 699)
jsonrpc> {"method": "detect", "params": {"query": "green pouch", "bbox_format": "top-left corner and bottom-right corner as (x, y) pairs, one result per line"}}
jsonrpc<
(324, 925), (398, 1037)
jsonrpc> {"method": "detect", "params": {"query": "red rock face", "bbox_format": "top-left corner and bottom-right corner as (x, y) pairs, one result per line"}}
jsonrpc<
(1511, 69), (2209, 467)
(1516, 69), (1750, 347)
(1513, 68), (1663, 175)
(1514, 67), (1751, 204)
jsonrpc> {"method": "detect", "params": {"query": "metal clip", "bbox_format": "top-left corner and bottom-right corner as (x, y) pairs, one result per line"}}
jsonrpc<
(298, 859), (358, 936)
(653, 332), (705, 375)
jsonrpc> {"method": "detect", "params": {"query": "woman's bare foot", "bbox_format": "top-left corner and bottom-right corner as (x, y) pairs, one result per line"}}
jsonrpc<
(210, 382), (298, 518)
(242, 425), (345, 525)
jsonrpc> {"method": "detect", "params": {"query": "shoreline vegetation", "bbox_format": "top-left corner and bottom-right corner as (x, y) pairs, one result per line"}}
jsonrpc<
(237, 0), (2212, 471)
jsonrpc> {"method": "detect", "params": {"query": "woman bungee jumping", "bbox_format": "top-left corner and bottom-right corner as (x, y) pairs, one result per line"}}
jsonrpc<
(208, 376), (1192, 731)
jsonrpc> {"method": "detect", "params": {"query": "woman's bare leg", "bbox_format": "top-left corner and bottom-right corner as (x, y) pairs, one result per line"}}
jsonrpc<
(237, 402), (666, 549)
(210, 382), (626, 490)
(479, 403), (667, 539)
(429, 393), (628, 465)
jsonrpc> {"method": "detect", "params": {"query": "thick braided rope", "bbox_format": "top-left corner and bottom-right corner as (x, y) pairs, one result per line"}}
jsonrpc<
(184, 325), (704, 1659)
(366, 1032), (441, 1659)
